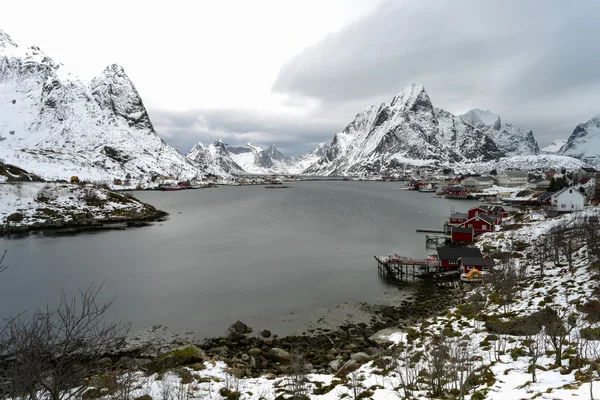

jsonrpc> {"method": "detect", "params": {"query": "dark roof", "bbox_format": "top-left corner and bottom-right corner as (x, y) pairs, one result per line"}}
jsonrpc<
(463, 176), (495, 182)
(437, 246), (482, 260)
(469, 206), (487, 212)
(460, 257), (494, 266)
(447, 186), (466, 192)
(450, 212), (468, 219)
(452, 227), (474, 234)
(477, 214), (496, 225)
(486, 205), (506, 213)
(539, 192), (553, 201)
(582, 167), (598, 173)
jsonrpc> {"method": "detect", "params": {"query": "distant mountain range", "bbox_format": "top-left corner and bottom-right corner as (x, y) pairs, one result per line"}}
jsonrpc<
(301, 85), (598, 175)
(1, 28), (597, 180)
(186, 141), (328, 175)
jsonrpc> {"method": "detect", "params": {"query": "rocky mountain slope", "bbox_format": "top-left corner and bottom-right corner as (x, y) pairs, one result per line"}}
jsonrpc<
(186, 140), (245, 176)
(459, 109), (539, 156)
(295, 142), (329, 173)
(186, 141), (314, 175)
(304, 84), (503, 175)
(225, 143), (297, 174)
(541, 139), (567, 154)
(0, 29), (199, 183)
(558, 114), (600, 165)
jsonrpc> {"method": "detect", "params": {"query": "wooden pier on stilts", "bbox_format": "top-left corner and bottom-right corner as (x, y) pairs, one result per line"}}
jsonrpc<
(374, 255), (442, 282)
(425, 234), (449, 248)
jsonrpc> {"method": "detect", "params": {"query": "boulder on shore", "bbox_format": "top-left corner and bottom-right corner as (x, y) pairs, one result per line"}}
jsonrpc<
(266, 348), (291, 363)
(148, 345), (205, 372)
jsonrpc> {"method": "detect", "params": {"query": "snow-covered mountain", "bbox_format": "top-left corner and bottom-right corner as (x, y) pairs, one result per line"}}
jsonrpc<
(304, 84), (503, 176)
(541, 139), (567, 154)
(0, 29), (199, 182)
(295, 143), (329, 173)
(186, 140), (245, 176)
(459, 109), (539, 156)
(226, 143), (297, 174)
(558, 114), (600, 166)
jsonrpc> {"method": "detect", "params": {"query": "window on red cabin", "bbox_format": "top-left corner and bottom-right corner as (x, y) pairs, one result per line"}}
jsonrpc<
(449, 260), (457, 265)
(483, 225), (487, 230)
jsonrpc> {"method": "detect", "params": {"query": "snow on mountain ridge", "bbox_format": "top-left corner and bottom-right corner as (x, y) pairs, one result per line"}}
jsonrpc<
(0, 28), (199, 182)
(0, 29), (18, 51)
(541, 139), (567, 154)
(559, 114), (600, 166)
(460, 109), (539, 156)
(304, 84), (503, 176)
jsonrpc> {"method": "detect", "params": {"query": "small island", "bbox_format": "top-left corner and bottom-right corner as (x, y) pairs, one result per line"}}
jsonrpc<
(0, 180), (165, 237)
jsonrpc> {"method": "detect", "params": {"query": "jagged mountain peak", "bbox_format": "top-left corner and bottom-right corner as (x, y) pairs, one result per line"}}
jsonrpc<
(0, 29), (18, 50)
(461, 109), (500, 128)
(459, 109), (539, 156)
(391, 83), (426, 106)
(303, 87), (505, 176)
(0, 29), (199, 182)
(541, 139), (567, 154)
(559, 114), (600, 165)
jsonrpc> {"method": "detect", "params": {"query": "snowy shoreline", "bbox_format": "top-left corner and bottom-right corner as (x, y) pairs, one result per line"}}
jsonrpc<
(0, 182), (167, 237)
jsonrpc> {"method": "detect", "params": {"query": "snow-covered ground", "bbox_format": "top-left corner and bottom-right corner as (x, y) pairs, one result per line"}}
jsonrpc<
(0, 182), (159, 231)
(63, 207), (600, 400)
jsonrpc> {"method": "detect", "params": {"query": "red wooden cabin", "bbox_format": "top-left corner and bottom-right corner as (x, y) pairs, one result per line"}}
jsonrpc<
(451, 227), (474, 243)
(467, 206), (488, 219)
(459, 214), (495, 234)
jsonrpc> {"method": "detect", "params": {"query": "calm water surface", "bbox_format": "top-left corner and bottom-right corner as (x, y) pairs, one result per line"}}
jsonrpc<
(0, 181), (475, 338)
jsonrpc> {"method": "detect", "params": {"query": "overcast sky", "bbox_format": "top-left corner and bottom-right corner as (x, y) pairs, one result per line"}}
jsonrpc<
(2, 0), (599, 156)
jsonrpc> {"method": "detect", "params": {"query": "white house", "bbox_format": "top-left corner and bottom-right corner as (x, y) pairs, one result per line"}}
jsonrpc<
(528, 178), (551, 190)
(461, 176), (496, 190)
(551, 187), (585, 212)
(497, 171), (529, 187)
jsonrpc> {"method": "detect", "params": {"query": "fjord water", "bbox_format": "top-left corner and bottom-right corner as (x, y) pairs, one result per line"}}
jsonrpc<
(0, 181), (474, 338)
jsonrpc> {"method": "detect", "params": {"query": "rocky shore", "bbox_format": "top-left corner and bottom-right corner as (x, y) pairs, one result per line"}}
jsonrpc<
(110, 280), (461, 378)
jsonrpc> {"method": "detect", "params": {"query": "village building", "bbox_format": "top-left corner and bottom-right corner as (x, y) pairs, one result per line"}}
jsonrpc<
(538, 192), (553, 205)
(451, 227), (474, 243)
(550, 187), (585, 212)
(459, 213), (496, 234)
(459, 257), (494, 274)
(572, 167), (598, 183)
(528, 178), (551, 190)
(497, 170), (529, 187)
(444, 185), (468, 199)
(449, 212), (468, 225)
(573, 177), (596, 198)
(460, 176), (496, 191)
(466, 205), (508, 220)
(436, 246), (482, 269)
(467, 206), (488, 219)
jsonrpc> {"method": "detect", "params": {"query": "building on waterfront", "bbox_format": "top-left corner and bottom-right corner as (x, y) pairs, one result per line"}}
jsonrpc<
(460, 176), (496, 191)
(497, 170), (529, 187)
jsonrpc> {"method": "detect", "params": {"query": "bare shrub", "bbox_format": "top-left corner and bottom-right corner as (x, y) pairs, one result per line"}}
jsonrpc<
(0, 282), (129, 400)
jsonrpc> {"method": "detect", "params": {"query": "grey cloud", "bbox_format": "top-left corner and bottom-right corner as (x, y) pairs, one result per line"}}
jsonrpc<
(271, 0), (600, 145)
(148, 107), (344, 157)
